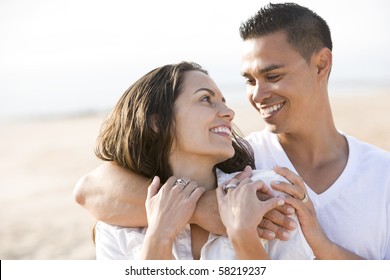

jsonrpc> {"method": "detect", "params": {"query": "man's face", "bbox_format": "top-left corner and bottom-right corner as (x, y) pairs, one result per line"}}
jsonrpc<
(241, 31), (320, 134)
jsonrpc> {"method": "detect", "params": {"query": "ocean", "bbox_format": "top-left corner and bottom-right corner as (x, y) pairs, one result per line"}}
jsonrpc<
(1, 79), (389, 121)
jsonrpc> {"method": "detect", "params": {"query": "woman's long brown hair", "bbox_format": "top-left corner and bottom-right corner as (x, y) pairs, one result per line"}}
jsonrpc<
(95, 62), (254, 183)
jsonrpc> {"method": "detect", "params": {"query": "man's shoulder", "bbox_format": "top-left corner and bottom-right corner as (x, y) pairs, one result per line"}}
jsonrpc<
(245, 129), (270, 144)
(347, 134), (390, 162)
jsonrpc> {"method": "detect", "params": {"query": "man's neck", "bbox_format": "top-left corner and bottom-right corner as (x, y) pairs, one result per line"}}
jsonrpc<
(277, 125), (349, 194)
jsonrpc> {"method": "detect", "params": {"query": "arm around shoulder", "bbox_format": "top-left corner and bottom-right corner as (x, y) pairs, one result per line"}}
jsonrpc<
(73, 162), (150, 227)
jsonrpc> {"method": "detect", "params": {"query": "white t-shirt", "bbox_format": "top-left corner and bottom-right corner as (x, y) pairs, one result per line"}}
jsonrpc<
(246, 129), (390, 259)
(95, 169), (315, 260)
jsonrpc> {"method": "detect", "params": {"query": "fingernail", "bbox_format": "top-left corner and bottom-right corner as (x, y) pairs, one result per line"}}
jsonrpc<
(287, 206), (295, 214)
(268, 232), (276, 239)
(282, 231), (290, 239)
(277, 199), (285, 206)
(289, 220), (297, 229)
(272, 180), (280, 185)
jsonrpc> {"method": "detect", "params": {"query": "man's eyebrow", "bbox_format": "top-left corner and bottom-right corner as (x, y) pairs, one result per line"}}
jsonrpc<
(241, 64), (285, 77)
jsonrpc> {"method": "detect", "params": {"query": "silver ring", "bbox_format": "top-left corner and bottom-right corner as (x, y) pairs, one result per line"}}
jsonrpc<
(175, 178), (188, 187)
(223, 183), (238, 192)
(301, 193), (309, 203)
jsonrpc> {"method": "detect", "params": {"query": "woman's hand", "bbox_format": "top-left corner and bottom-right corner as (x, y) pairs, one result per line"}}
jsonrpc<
(216, 178), (285, 237)
(216, 178), (285, 259)
(141, 176), (205, 259)
(145, 176), (205, 241)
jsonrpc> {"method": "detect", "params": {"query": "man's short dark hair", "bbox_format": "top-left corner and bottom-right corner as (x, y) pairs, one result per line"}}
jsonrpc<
(239, 2), (332, 61)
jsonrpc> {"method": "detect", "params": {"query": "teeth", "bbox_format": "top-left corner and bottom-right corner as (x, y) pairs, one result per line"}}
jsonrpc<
(210, 126), (231, 136)
(263, 103), (283, 114)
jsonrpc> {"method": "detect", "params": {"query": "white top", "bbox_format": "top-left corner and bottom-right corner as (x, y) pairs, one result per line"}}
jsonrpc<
(246, 129), (390, 259)
(217, 169), (314, 260)
(95, 169), (314, 260)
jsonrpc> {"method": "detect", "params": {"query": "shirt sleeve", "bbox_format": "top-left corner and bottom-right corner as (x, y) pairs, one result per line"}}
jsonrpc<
(95, 221), (146, 260)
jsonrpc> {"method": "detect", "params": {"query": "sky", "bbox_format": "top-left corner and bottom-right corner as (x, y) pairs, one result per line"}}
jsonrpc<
(0, 0), (389, 118)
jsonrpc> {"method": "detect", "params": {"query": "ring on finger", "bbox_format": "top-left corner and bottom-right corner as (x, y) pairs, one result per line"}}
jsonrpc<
(223, 183), (238, 192)
(300, 193), (309, 203)
(175, 178), (189, 187)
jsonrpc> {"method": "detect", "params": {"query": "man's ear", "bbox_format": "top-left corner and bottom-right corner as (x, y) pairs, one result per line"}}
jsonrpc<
(314, 47), (332, 78)
(149, 114), (159, 133)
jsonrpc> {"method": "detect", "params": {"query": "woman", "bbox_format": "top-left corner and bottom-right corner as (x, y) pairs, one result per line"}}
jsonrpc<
(92, 62), (312, 259)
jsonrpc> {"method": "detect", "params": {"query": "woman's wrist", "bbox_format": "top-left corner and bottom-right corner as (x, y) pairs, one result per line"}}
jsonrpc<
(141, 229), (175, 259)
(145, 227), (176, 245)
(227, 226), (258, 246)
(228, 227), (269, 259)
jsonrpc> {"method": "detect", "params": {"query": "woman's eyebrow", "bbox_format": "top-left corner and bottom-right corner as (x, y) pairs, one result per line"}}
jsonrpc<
(193, 88), (215, 96)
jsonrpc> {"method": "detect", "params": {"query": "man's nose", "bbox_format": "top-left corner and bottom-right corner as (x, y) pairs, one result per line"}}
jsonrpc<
(251, 84), (271, 103)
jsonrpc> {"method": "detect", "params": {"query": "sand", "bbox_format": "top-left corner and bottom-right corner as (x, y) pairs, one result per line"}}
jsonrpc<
(1, 92), (389, 260)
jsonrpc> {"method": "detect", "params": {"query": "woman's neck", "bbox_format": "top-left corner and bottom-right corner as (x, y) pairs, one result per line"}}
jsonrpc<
(169, 157), (217, 191)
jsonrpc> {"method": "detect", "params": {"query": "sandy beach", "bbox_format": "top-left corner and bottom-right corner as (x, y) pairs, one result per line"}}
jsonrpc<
(1, 91), (389, 260)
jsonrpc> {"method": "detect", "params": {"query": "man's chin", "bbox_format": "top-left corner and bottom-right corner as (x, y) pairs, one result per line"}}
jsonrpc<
(265, 123), (281, 134)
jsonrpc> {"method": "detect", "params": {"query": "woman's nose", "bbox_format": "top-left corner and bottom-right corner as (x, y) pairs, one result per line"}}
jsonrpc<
(219, 103), (235, 121)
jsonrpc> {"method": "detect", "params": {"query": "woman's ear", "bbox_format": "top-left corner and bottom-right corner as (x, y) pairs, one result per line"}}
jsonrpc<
(315, 47), (332, 78)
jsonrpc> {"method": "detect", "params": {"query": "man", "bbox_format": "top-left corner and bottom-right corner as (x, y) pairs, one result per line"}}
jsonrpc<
(74, 3), (390, 259)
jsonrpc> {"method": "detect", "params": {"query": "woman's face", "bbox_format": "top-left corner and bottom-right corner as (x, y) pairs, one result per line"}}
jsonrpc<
(171, 70), (236, 165)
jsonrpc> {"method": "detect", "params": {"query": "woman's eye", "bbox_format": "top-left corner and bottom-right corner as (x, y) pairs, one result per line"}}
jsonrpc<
(200, 96), (211, 102)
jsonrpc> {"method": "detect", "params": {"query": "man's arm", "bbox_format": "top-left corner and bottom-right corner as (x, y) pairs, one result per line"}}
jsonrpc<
(73, 162), (149, 227)
(74, 162), (295, 238)
(73, 162), (227, 233)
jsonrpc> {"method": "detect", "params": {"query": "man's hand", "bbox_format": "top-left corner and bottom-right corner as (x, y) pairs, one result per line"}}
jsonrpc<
(256, 191), (297, 240)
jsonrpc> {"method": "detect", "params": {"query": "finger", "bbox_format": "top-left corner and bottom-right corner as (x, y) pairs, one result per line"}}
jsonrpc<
(259, 217), (292, 241)
(229, 178), (241, 186)
(182, 181), (199, 196)
(257, 191), (273, 201)
(256, 227), (276, 240)
(263, 208), (298, 232)
(224, 178), (243, 193)
(165, 176), (178, 190)
(271, 181), (303, 199)
(181, 177), (191, 187)
(277, 203), (296, 215)
(258, 218), (286, 240)
(173, 176), (191, 189)
(283, 195), (313, 210)
(253, 180), (274, 196)
(262, 197), (285, 212)
(273, 165), (305, 187)
(232, 165), (252, 181)
(216, 183), (225, 201)
(147, 176), (160, 198)
(188, 186), (205, 202)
